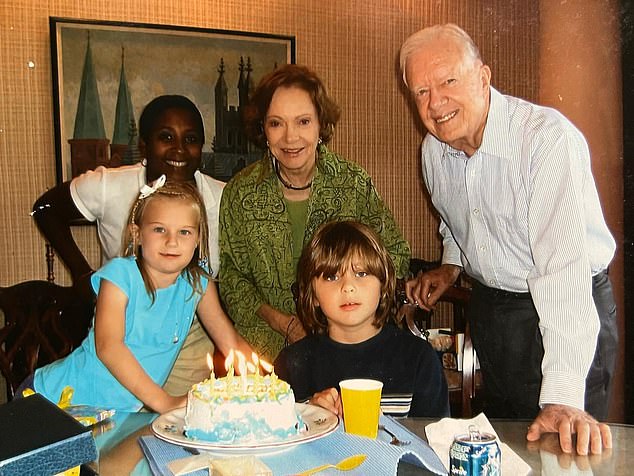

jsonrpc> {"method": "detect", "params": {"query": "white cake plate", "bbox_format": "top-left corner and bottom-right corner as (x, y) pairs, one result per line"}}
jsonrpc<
(151, 403), (339, 455)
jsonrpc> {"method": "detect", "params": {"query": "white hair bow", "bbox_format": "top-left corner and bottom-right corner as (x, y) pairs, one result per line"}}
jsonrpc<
(139, 174), (166, 199)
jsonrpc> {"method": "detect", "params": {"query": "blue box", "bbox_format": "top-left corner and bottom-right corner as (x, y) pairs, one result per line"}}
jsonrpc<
(0, 394), (98, 475)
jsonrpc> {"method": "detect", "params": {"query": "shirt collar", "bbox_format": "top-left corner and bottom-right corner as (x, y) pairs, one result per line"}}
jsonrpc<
(478, 86), (513, 160)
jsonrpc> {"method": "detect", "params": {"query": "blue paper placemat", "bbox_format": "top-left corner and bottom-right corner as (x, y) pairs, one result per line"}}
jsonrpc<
(138, 414), (446, 475)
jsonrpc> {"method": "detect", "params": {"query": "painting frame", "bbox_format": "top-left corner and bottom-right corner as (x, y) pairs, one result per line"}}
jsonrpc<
(50, 17), (295, 184)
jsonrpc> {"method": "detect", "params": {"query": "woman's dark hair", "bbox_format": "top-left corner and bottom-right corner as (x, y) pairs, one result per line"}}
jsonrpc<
(139, 95), (205, 144)
(242, 64), (341, 149)
(296, 220), (396, 335)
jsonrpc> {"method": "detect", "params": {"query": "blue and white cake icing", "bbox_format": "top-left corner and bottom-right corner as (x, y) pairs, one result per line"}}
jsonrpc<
(184, 373), (302, 443)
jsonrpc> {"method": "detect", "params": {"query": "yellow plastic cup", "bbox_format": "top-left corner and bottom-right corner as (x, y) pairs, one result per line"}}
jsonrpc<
(339, 378), (383, 438)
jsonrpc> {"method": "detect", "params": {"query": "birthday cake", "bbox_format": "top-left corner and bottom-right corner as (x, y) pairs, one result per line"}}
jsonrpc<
(184, 371), (302, 444)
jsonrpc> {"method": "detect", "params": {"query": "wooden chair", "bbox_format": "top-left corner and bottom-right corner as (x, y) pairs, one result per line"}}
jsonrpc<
(397, 259), (483, 417)
(0, 281), (93, 400)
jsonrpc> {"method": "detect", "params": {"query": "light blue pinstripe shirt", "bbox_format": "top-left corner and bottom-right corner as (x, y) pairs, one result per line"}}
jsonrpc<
(421, 87), (615, 410)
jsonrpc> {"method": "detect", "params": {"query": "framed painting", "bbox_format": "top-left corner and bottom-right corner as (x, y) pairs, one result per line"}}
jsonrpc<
(50, 17), (295, 184)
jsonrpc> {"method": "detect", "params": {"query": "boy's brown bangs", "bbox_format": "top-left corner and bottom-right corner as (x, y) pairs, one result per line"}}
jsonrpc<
(312, 236), (385, 280)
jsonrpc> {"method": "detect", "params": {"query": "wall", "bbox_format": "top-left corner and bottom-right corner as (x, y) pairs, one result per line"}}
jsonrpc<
(0, 0), (539, 286)
(539, 0), (625, 426)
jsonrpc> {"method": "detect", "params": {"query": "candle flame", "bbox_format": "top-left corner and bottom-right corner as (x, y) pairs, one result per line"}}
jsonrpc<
(224, 349), (235, 372)
(206, 353), (214, 372)
(260, 359), (273, 374)
(222, 349), (272, 380)
(236, 351), (247, 375)
(236, 351), (247, 390)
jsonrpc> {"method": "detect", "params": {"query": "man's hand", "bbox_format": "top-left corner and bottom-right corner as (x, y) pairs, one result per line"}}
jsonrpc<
(526, 404), (612, 455)
(526, 432), (612, 473)
(405, 264), (461, 310)
(309, 387), (342, 416)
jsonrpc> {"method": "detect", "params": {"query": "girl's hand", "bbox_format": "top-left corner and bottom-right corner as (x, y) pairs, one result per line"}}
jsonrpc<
(309, 388), (342, 416)
(155, 394), (188, 414)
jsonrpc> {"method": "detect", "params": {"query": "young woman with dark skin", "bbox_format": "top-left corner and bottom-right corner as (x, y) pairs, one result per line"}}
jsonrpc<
(32, 95), (225, 396)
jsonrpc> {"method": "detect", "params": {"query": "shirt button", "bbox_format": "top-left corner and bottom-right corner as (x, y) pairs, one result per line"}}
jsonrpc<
(473, 208), (480, 215)
(489, 279), (495, 285)
(479, 245), (486, 251)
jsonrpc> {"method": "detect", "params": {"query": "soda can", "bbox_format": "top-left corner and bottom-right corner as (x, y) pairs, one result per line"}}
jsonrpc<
(449, 425), (501, 475)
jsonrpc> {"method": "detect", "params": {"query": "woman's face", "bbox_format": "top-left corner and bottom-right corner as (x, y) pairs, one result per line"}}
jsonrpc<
(264, 86), (321, 174)
(141, 107), (203, 183)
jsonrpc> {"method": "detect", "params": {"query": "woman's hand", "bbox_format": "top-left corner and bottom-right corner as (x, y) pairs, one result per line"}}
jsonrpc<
(257, 304), (307, 342)
(286, 315), (307, 344)
(309, 388), (342, 416)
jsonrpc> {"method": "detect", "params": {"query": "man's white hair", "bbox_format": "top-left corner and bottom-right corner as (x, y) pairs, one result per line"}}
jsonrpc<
(399, 23), (482, 87)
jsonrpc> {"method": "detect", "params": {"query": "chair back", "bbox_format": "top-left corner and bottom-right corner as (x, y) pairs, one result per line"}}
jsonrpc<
(0, 281), (93, 400)
(398, 259), (480, 417)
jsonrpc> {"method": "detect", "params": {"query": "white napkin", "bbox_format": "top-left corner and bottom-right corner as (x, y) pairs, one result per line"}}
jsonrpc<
(424, 412), (531, 475)
(167, 453), (210, 475)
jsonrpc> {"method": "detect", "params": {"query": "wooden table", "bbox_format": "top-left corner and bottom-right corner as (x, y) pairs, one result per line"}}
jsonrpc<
(89, 413), (632, 475)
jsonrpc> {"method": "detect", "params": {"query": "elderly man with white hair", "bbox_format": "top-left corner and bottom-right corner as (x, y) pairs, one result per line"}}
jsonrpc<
(400, 23), (617, 456)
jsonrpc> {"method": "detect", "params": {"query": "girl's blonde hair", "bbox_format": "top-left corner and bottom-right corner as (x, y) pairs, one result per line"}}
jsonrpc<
(122, 180), (211, 302)
(296, 220), (396, 335)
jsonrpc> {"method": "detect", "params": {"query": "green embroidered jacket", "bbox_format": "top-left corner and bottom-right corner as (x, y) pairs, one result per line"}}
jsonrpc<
(219, 146), (411, 359)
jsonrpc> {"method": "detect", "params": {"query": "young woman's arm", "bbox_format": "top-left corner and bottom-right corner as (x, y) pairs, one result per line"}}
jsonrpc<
(197, 281), (254, 361)
(94, 280), (185, 413)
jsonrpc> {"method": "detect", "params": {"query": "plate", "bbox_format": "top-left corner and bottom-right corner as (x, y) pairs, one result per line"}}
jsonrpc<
(151, 402), (339, 454)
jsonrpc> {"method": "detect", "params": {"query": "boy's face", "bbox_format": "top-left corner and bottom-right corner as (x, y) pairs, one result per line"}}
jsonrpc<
(313, 262), (382, 344)
(141, 107), (203, 183)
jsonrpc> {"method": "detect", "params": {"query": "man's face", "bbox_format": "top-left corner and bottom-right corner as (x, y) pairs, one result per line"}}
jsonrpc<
(405, 39), (491, 156)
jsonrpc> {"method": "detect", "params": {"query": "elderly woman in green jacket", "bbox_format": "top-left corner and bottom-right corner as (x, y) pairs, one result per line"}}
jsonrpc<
(219, 64), (411, 360)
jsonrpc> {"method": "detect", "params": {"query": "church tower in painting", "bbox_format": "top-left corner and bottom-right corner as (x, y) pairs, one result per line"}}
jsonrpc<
(110, 47), (140, 167)
(68, 32), (110, 178)
(205, 56), (261, 181)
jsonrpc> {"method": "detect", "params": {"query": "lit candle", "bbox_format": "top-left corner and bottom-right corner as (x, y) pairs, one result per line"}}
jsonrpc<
(206, 353), (215, 380)
(251, 352), (260, 376)
(260, 358), (276, 378)
(236, 351), (247, 392)
(225, 350), (235, 391)
(250, 352), (261, 391)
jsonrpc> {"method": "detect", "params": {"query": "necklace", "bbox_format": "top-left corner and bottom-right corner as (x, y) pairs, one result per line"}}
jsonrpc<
(172, 320), (179, 344)
(273, 158), (313, 191)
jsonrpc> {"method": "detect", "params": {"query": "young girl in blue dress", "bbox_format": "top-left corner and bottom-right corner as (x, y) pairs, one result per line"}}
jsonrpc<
(30, 179), (252, 413)
(274, 220), (449, 417)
